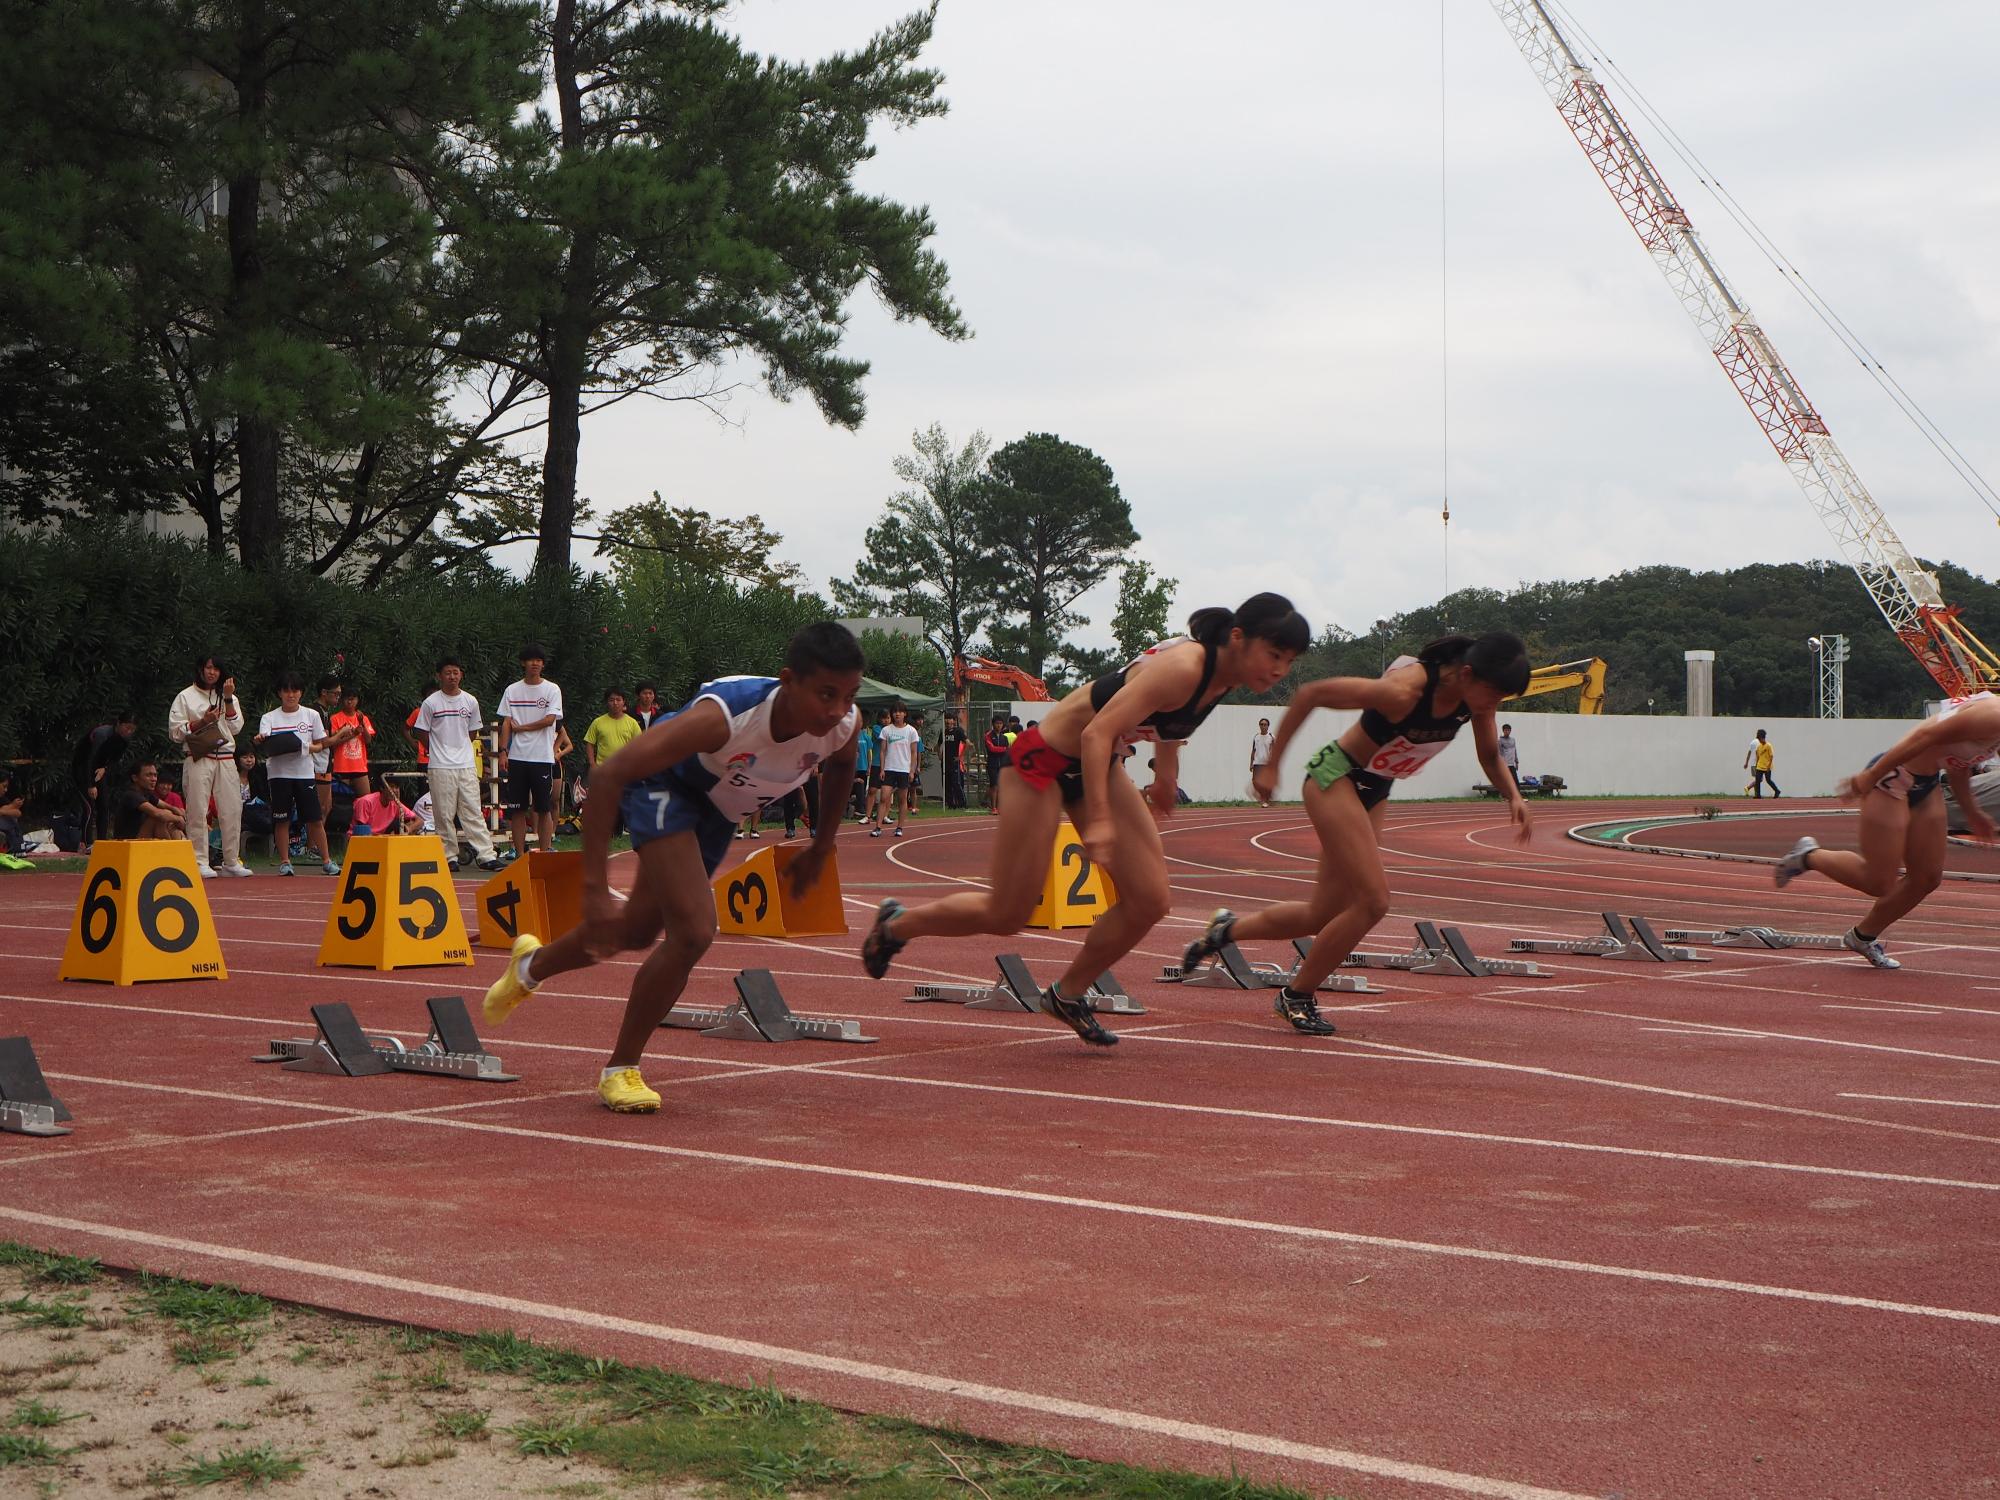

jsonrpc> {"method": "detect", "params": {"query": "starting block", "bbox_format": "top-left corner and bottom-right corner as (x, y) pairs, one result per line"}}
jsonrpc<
(1510, 911), (1707, 963)
(1664, 925), (1847, 951)
(662, 969), (876, 1043)
(0, 1037), (72, 1137)
(907, 954), (1143, 1015)
(254, 996), (518, 1081)
(1334, 923), (1549, 979)
(1162, 941), (1379, 994)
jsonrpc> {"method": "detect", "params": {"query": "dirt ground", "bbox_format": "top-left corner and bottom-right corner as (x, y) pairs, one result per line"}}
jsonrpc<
(0, 1257), (686, 1499)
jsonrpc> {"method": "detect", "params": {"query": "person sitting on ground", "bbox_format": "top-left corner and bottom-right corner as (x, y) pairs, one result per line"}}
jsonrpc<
(0, 768), (25, 853)
(114, 762), (186, 841)
(351, 775), (423, 836)
(237, 750), (274, 843)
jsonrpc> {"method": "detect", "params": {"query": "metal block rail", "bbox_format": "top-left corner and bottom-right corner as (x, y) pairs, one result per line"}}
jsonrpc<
(1664, 926), (1847, 951)
(1163, 942), (1381, 995)
(0, 1036), (72, 1137)
(1335, 922), (1550, 979)
(663, 969), (877, 1043)
(255, 996), (520, 1081)
(1510, 912), (1707, 963)
(908, 954), (1143, 1015)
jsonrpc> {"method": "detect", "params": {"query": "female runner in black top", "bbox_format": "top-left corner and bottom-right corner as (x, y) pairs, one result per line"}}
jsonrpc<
(861, 595), (1308, 1044)
(1185, 633), (1533, 1034)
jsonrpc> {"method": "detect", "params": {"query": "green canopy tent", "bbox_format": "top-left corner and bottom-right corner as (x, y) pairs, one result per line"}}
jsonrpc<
(854, 676), (947, 713)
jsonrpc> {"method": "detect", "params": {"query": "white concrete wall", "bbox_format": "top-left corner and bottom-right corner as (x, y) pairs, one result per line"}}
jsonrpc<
(1008, 702), (1910, 802)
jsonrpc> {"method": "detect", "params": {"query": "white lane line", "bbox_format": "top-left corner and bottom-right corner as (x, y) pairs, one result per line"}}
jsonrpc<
(235, 1115), (2000, 1325)
(1840, 1094), (2000, 1112)
(1821, 1005), (1944, 1016)
(0, 1209), (1599, 1500)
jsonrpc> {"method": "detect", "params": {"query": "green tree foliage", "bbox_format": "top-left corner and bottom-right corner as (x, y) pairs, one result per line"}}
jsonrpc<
(594, 494), (804, 590)
(980, 434), (1137, 679)
(458, 1), (968, 575)
(0, 0), (542, 573)
(0, 530), (828, 803)
(1110, 560), (1179, 658)
(832, 423), (998, 664)
(855, 631), (947, 697)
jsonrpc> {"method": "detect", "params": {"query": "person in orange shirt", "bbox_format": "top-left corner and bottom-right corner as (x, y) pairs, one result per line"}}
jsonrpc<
(330, 689), (377, 795)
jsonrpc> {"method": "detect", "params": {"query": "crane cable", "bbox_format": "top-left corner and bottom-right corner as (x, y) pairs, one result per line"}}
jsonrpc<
(1543, 0), (2000, 524)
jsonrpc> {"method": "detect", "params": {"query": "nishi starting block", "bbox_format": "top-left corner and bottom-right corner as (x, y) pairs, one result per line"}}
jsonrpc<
(660, 968), (876, 1042)
(1161, 941), (1380, 994)
(1336, 923), (1550, 979)
(254, 996), (517, 1081)
(1664, 925), (1847, 951)
(907, 953), (1144, 1015)
(1510, 911), (1707, 963)
(0, 1037), (71, 1137)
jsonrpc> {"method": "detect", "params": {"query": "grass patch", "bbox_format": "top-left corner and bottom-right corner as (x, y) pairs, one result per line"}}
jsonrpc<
(381, 1441), (457, 1469)
(171, 1333), (245, 1367)
(134, 1274), (270, 1331)
(8, 1399), (83, 1429)
(0, 1431), (63, 1466)
(512, 1419), (591, 1457)
(3, 1296), (90, 1330)
(0, 1246), (101, 1286)
(431, 1407), (489, 1441)
(149, 1443), (305, 1487)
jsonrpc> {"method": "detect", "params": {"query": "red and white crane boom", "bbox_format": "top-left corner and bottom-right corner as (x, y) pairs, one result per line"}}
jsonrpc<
(1489, 0), (1999, 696)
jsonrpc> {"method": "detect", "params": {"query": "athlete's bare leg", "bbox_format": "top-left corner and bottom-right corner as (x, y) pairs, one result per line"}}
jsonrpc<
(1852, 795), (1946, 936)
(1229, 780), (1389, 993)
(1053, 771), (1171, 998)
(522, 831), (716, 1065)
(1800, 791), (1909, 899)
(885, 769), (1062, 940)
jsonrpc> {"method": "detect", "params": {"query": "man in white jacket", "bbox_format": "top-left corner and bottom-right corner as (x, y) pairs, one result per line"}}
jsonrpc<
(167, 654), (251, 877)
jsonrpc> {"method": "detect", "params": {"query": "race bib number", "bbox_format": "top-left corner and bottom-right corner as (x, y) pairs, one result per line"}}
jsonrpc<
(1365, 735), (1452, 780)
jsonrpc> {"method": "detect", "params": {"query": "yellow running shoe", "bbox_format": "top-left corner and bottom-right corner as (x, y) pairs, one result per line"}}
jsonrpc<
(482, 933), (543, 1027)
(597, 1067), (661, 1113)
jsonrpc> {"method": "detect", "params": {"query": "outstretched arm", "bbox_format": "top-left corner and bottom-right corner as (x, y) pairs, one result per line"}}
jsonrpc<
(1471, 713), (1532, 842)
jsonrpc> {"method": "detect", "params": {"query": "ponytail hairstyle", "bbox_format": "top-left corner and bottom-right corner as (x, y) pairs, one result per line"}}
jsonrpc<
(1188, 593), (1311, 654)
(1419, 631), (1530, 696)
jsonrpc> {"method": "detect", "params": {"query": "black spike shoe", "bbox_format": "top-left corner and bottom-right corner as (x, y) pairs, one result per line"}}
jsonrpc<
(1274, 986), (1339, 1036)
(1039, 985), (1118, 1046)
(1181, 908), (1236, 975)
(860, 898), (908, 980)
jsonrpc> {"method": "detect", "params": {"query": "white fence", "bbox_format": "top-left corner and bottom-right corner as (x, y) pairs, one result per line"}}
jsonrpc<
(1006, 702), (1908, 802)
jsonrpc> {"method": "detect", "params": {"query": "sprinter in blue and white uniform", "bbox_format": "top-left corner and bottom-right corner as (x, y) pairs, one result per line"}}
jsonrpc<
(482, 623), (864, 1113)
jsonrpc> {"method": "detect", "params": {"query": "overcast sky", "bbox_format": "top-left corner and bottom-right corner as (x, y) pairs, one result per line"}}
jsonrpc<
(557, 0), (2000, 650)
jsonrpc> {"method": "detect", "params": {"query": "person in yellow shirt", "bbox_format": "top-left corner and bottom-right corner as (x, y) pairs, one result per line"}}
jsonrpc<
(583, 689), (645, 833)
(1744, 728), (1781, 798)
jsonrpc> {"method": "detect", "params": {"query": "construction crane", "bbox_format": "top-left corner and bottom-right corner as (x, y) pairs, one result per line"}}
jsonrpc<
(1509, 657), (1608, 714)
(953, 653), (1052, 702)
(1488, 1), (2000, 697)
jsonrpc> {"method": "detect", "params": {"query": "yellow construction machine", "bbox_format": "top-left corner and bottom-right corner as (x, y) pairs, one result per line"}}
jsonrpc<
(1508, 658), (1607, 715)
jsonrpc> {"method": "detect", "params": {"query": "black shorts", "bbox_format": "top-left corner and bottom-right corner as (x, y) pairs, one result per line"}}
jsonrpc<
(270, 777), (322, 825)
(884, 769), (912, 790)
(504, 760), (555, 813)
(866, 766), (884, 788)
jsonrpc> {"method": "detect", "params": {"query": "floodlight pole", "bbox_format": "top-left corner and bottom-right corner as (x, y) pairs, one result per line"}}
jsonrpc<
(1809, 634), (1849, 719)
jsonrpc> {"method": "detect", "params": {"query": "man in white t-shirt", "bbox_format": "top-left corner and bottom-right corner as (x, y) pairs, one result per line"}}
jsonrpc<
(413, 655), (500, 872)
(1250, 718), (1275, 778)
(254, 672), (341, 876)
(498, 643), (564, 858)
(872, 704), (922, 839)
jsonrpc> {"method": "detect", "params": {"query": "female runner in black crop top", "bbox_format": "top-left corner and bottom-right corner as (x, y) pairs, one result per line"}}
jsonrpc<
(1184, 633), (1532, 1036)
(858, 595), (1307, 1045)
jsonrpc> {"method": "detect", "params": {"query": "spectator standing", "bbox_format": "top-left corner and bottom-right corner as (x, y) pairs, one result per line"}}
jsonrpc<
(982, 714), (1009, 814)
(499, 644), (564, 858)
(255, 672), (341, 876)
(850, 706), (876, 818)
(1250, 717), (1275, 783)
(414, 656), (502, 873)
(862, 708), (894, 829)
(583, 690), (643, 773)
(114, 762), (186, 840)
(1497, 723), (1520, 779)
(1745, 729), (1781, 798)
(942, 709), (967, 808)
(311, 675), (353, 823)
(167, 654), (250, 877)
(873, 703), (921, 839)
(329, 690), (376, 795)
(632, 683), (665, 730)
(352, 775), (422, 836)
(71, 711), (137, 847)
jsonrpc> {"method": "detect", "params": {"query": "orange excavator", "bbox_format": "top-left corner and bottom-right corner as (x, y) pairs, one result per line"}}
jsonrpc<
(953, 653), (1052, 702)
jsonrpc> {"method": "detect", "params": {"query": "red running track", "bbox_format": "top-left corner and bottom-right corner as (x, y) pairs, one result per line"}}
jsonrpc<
(3, 800), (1997, 1499)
